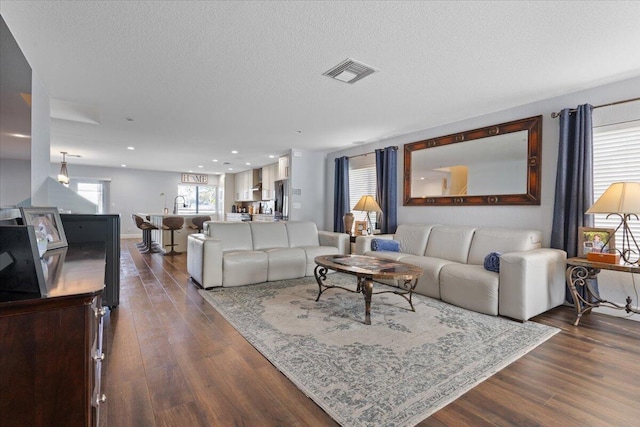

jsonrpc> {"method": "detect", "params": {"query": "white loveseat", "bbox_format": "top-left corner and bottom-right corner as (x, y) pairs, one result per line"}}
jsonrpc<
(187, 220), (349, 289)
(355, 224), (566, 321)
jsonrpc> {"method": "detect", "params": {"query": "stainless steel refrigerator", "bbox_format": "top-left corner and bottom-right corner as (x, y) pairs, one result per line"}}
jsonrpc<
(274, 179), (289, 221)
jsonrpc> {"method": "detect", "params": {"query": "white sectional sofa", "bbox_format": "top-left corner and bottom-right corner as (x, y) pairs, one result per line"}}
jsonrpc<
(187, 220), (349, 289)
(355, 224), (566, 321)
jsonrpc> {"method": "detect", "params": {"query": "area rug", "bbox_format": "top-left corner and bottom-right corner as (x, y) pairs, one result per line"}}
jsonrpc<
(200, 274), (559, 427)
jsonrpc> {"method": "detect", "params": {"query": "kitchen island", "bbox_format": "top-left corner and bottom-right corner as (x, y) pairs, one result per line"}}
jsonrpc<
(148, 214), (212, 255)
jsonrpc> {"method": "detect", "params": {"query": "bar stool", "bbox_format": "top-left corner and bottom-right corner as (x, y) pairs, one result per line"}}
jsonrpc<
(162, 216), (184, 255)
(188, 216), (211, 234)
(133, 214), (159, 254)
(132, 214), (146, 248)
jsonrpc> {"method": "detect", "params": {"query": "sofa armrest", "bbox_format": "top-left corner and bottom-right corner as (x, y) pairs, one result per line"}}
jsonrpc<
(318, 231), (349, 255)
(499, 248), (567, 321)
(187, 234), (223, 289)
(354, 234), (393, 255)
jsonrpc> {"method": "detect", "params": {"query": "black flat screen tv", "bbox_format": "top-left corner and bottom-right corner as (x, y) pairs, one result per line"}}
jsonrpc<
(0, 225), (47, 299)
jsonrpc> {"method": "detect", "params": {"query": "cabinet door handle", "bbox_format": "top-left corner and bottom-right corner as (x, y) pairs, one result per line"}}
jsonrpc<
(94, 307), (107, 318)
(93, 352), (105, 361)
(96, 394), (107, 406)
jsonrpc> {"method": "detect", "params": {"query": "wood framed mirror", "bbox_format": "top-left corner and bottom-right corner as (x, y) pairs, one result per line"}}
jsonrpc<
(403, 115), (542, 206)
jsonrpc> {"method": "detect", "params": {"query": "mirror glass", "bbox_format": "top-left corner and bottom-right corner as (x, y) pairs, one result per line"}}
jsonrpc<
(403, 116), (541, 206)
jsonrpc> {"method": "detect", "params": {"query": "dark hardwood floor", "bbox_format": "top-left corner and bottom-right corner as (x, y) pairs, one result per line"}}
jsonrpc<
(100, 239), (640, 426)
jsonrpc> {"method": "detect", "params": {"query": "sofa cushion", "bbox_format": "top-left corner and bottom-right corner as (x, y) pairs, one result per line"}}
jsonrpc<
(207, 222), (254, 252)
(467, 228), (542, 265)
(393, 224), (434, 256)
(301, 245), (340, 276)
(222, 250), (268, 286)
(250, 222), (289, 250)
(285, 221), (320, 247)
(264, 248), (306, 281)
(440, 264), (499, 315)
(400, 255), (456, 299)
(424, 225), (476, 263)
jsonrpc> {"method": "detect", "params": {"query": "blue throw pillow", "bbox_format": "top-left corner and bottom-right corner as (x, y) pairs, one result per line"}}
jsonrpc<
(483, 252), (501, 273)
(371, 238), (401, 252)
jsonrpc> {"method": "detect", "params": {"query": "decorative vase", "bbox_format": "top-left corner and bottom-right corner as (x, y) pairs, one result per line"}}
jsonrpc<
(343, 212), (354, 235)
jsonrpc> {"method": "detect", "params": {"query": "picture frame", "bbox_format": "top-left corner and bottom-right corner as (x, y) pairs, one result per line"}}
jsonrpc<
(577, 227), (615, 258)
(20, 207), (68, 251)
(355, 220), (368, 236)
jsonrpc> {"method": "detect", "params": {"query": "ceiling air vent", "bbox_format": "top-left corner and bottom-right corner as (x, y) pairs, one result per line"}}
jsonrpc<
(323, 58), (377, 84)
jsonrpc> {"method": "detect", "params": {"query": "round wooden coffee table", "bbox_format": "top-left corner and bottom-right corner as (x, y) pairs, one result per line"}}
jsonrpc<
(314, 254), (423, 325)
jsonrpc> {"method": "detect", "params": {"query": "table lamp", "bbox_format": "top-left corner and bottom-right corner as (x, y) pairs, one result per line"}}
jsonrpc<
(586, 182), (640, 265)
(353, 195), (382, 235)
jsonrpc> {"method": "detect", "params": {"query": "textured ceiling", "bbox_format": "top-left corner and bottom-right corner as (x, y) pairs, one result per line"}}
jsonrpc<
(2, 1), (640, 174)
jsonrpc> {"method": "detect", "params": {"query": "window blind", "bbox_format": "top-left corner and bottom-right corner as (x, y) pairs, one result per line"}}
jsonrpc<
(349, 163), (377, 226)
(592, 123), (640, 245)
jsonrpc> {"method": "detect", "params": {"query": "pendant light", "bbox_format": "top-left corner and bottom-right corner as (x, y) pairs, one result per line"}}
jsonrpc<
(58, 151), (69, 185)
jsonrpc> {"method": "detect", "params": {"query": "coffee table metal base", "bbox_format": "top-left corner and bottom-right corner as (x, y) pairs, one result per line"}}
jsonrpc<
(313, 264), (417, 325)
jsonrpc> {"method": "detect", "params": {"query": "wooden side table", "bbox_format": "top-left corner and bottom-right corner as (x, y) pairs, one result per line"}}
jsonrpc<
(566, 257), (640, 326)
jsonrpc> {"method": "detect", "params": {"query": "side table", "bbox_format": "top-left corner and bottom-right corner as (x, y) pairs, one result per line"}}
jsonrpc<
(566, 257), (640, 326)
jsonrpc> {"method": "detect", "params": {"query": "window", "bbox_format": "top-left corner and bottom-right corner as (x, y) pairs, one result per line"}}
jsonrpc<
(75, 180), (109, 213)
(349, 155), (377, 228)
(177, 185), (219, 214)
(592, 122), (640, 245)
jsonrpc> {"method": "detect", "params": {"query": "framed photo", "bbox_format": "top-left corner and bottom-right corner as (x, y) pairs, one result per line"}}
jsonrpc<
(355, 220), (368, 236)
(20, 207), (68, 251)
(578, 227), (615, 257)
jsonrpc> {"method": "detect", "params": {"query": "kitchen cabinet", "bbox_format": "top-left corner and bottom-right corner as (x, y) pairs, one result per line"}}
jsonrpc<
(234, 170), (261, 201)
(261, 162), (278, 200)
(278, 155), (290, 180)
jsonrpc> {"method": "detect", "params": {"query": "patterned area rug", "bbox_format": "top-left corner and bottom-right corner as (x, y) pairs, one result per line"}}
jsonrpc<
(200, 274), (559, 427)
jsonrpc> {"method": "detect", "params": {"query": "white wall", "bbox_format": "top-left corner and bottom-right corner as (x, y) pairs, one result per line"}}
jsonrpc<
(290, 149), (327, 228)
(30, 71), (50, 206)
(49, 163), (221, 237)
(0, 158), (30, 206)
(325, 75), (640, 247)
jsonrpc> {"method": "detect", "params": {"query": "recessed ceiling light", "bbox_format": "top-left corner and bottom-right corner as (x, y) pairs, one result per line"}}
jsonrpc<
(245, 162), (251, 166)
(125, 117), (134, 122)
(296, 130), (302, 134)
(269, 155), (275, 159)
(198, 165), (203, 168)
(231, 150), (238, 154)
(228, 168), (233, 171)
(127, 146), (135, 150)
(212, 159), (218, 162)
(188, 170), (193, 173)
(121, 164), (126, 167)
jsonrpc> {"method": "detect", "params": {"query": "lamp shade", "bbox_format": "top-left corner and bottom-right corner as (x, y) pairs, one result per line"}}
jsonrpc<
(586, 182), (640, 214)
(353, 195), (381, 212)
(58, 151), (70, 185)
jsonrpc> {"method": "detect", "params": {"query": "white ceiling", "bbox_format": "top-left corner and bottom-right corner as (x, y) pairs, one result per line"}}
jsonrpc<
(2, 1), (640, 175)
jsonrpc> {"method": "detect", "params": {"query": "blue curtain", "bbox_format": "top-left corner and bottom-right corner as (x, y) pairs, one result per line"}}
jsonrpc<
(550, 104), (596, 303)
(375, 146), (398, 234)
(333, 156), (350, 232)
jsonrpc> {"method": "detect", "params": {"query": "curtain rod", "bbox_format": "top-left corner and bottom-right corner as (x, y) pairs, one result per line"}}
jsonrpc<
(348, 146), (398, 159)
(550, 96), (640, 118)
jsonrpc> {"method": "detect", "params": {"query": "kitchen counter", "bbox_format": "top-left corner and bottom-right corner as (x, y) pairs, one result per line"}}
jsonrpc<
(148, 213), (212, 254)
(251, 214), (275, 222)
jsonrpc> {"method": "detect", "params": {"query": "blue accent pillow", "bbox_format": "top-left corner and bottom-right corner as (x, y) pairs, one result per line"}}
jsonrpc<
(371, 238), (401, 252)
(483, 252), (501, 273)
